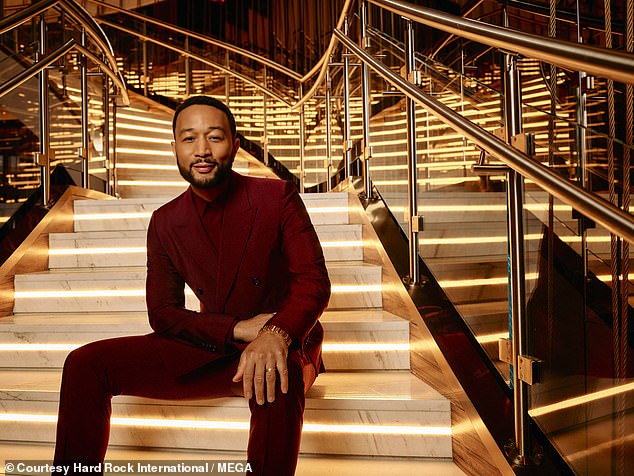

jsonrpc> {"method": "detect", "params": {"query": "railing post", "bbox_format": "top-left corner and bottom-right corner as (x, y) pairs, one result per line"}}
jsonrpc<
(325, 64), (333, 191)
(112, 99), (118, 197)
(37, 13), (50, 207)
(262, 65), (269, 166)
(225, 51), (230, 105)
(103, 74), (111, 196)
(142, 23), (148, 96)
(404, 18), (420, 285)
(80, 28), (90, 190)
(184, 36), (191, 97)
(360, 0), (373, 198)
(298, 84), (306, 193)
(342, 17), (352, 179)
(504, 51), (531, 466)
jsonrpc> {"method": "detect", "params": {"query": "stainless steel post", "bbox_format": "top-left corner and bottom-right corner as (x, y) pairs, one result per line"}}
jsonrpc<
(80, 28), (90, 189)
(405, 18), (420, 284)
(38, 14), (50, 206)
(185, 36), (191, 97)
(299, 84), (306, 193)
(360, 0), (373, 198)
(112, 100), (118, 197)
(103, 75), (111, 195)
(142, 23), (148, 96)
(325, 64), (333, 191)
(262, 65), (269, 166)
(343, 17), (352, 178)
(505, 51), (530, 465)
(225, 51), (230, 104)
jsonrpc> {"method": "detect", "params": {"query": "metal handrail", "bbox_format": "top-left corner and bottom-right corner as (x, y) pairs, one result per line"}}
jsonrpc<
(0, 39), (76, 98)
(334, 28), (634, 243)
(98, 18), (293, 106)
(0, 0), (129, 105)
(86, 0), (303, 81)
(0, 0), (58, 36)
(369, 0), (634, 85)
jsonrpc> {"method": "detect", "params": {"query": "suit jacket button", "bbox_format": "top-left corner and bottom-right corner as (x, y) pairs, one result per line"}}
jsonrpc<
(196, 287), (203, 295)
(252, 277), (261, 286)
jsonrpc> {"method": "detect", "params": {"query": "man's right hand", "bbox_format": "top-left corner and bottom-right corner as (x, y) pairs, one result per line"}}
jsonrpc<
(232, 313), (275, 343)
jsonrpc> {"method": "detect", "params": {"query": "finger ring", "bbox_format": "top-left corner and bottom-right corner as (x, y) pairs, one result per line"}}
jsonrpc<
(266, 368), (275, 373)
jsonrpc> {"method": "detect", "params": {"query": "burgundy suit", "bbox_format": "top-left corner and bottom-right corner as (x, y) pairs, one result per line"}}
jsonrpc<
(53, 172), (331, 475)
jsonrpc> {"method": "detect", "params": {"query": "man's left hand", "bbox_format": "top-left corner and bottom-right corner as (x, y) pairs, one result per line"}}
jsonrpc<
(232, 331), (289, 405)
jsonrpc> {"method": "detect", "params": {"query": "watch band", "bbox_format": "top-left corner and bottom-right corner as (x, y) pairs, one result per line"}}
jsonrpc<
(258, 323), (292, 347)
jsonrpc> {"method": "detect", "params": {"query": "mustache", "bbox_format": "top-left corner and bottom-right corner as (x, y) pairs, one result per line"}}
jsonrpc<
(191, 159), (219, 166)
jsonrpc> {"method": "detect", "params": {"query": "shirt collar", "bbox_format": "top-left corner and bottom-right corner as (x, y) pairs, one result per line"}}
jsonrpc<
(189, 174), (232, 218)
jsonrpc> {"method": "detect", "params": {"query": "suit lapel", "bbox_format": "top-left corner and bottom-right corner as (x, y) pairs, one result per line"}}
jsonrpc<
(217, 173), (257, 308)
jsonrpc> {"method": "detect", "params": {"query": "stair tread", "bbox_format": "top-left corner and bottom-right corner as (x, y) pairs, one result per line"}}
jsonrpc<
(0, 442), (465, 475)
(0, 369), (448, 410)
(1, 310), (407, 331)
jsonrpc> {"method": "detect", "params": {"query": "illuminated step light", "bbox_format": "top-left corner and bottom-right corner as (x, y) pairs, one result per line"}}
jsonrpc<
(116, 163), (177, 171)
(15, 285), (379, 299)
(116, 113), (172, 126)
(73, 212), (152, 221)
(48, 241), (360, 256)
(475, 332), (509, 345)
(116, 148), (174, 157)
(116, 134), (173, 145)
(117, 180), (186, 187)
(530, 381), (634, 418)
(117, 123), (173, 134)
(49, 247), (146, 256)
(0, 413), (451, 436)
(438, 273), (538, 288)
(321, 343), (409, 352)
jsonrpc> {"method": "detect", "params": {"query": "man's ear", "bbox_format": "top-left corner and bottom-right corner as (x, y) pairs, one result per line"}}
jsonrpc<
(232, 136), (241, 157)
(171, 141), (176, 156)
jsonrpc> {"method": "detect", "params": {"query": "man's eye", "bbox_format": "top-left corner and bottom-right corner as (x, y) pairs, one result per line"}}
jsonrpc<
(182, 137), (194, 142)
(209, 136), (222, 141)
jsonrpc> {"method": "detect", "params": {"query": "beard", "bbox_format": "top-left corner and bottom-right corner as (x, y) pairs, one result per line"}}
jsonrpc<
(177, 158), (233, 189)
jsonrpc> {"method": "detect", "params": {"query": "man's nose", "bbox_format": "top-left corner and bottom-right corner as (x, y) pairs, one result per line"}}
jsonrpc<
(195, 139), (211, 156)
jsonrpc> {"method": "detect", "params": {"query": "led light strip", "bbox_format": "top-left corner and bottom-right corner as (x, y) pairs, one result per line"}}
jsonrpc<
(529, 381), (634, 417)
(321, 343), (409, 351)
(0, 413), (451, 436)
(15, 285), (381, 299)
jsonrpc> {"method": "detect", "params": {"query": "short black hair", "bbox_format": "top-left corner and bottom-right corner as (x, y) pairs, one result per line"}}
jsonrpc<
(172, 96), (237, 138)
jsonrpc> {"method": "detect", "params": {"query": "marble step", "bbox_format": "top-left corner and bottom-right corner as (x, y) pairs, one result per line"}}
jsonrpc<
(72, 192), (351, 231)
(0, 310), (409, 370)
(13, 262), (382, 314)
(48, 224), (363, 268)
(0, 370), (452, 458)
(0, 442), (466, 476)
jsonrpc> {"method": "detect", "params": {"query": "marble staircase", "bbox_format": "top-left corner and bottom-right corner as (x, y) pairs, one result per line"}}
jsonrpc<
(0, 138), (464, 473)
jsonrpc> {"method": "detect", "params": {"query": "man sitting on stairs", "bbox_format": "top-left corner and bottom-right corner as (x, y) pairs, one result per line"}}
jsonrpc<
(53, 95), (331, 476)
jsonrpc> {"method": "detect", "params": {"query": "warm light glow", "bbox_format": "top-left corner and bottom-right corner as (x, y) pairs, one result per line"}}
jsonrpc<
(476, 332), (508, 344)
(0, 413), (451, 436)
(73, 212), (152, 221)
(330, 284), (382, 293)
(0, 344), (79, 351)
(116, 163), (177, 170)
(322, 343), (409, 351)
(529, 381), (634, 417)
(117, 180), (186, 187)
(305, 207), (349, 214)
(116, 148), (174, 157)
(438, 273), (538, 288)
(14, 290), (146, 299)
(320, 241), (363, 248)
(49, 247), (146, 256)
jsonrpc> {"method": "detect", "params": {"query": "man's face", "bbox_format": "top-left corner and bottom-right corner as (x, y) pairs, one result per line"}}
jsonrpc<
(172, 104), (240, 189)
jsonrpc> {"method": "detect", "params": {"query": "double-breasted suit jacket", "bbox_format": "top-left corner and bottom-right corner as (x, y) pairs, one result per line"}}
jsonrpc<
(145, 171), (331, 378)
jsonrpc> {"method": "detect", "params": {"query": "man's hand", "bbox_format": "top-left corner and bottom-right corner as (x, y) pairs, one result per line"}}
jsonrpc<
(232, 313), (275, 343)
(232, 331), (289, 405)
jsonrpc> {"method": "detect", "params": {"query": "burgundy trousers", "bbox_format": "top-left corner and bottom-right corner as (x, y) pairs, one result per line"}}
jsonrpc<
(53, 334), (308, 476)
